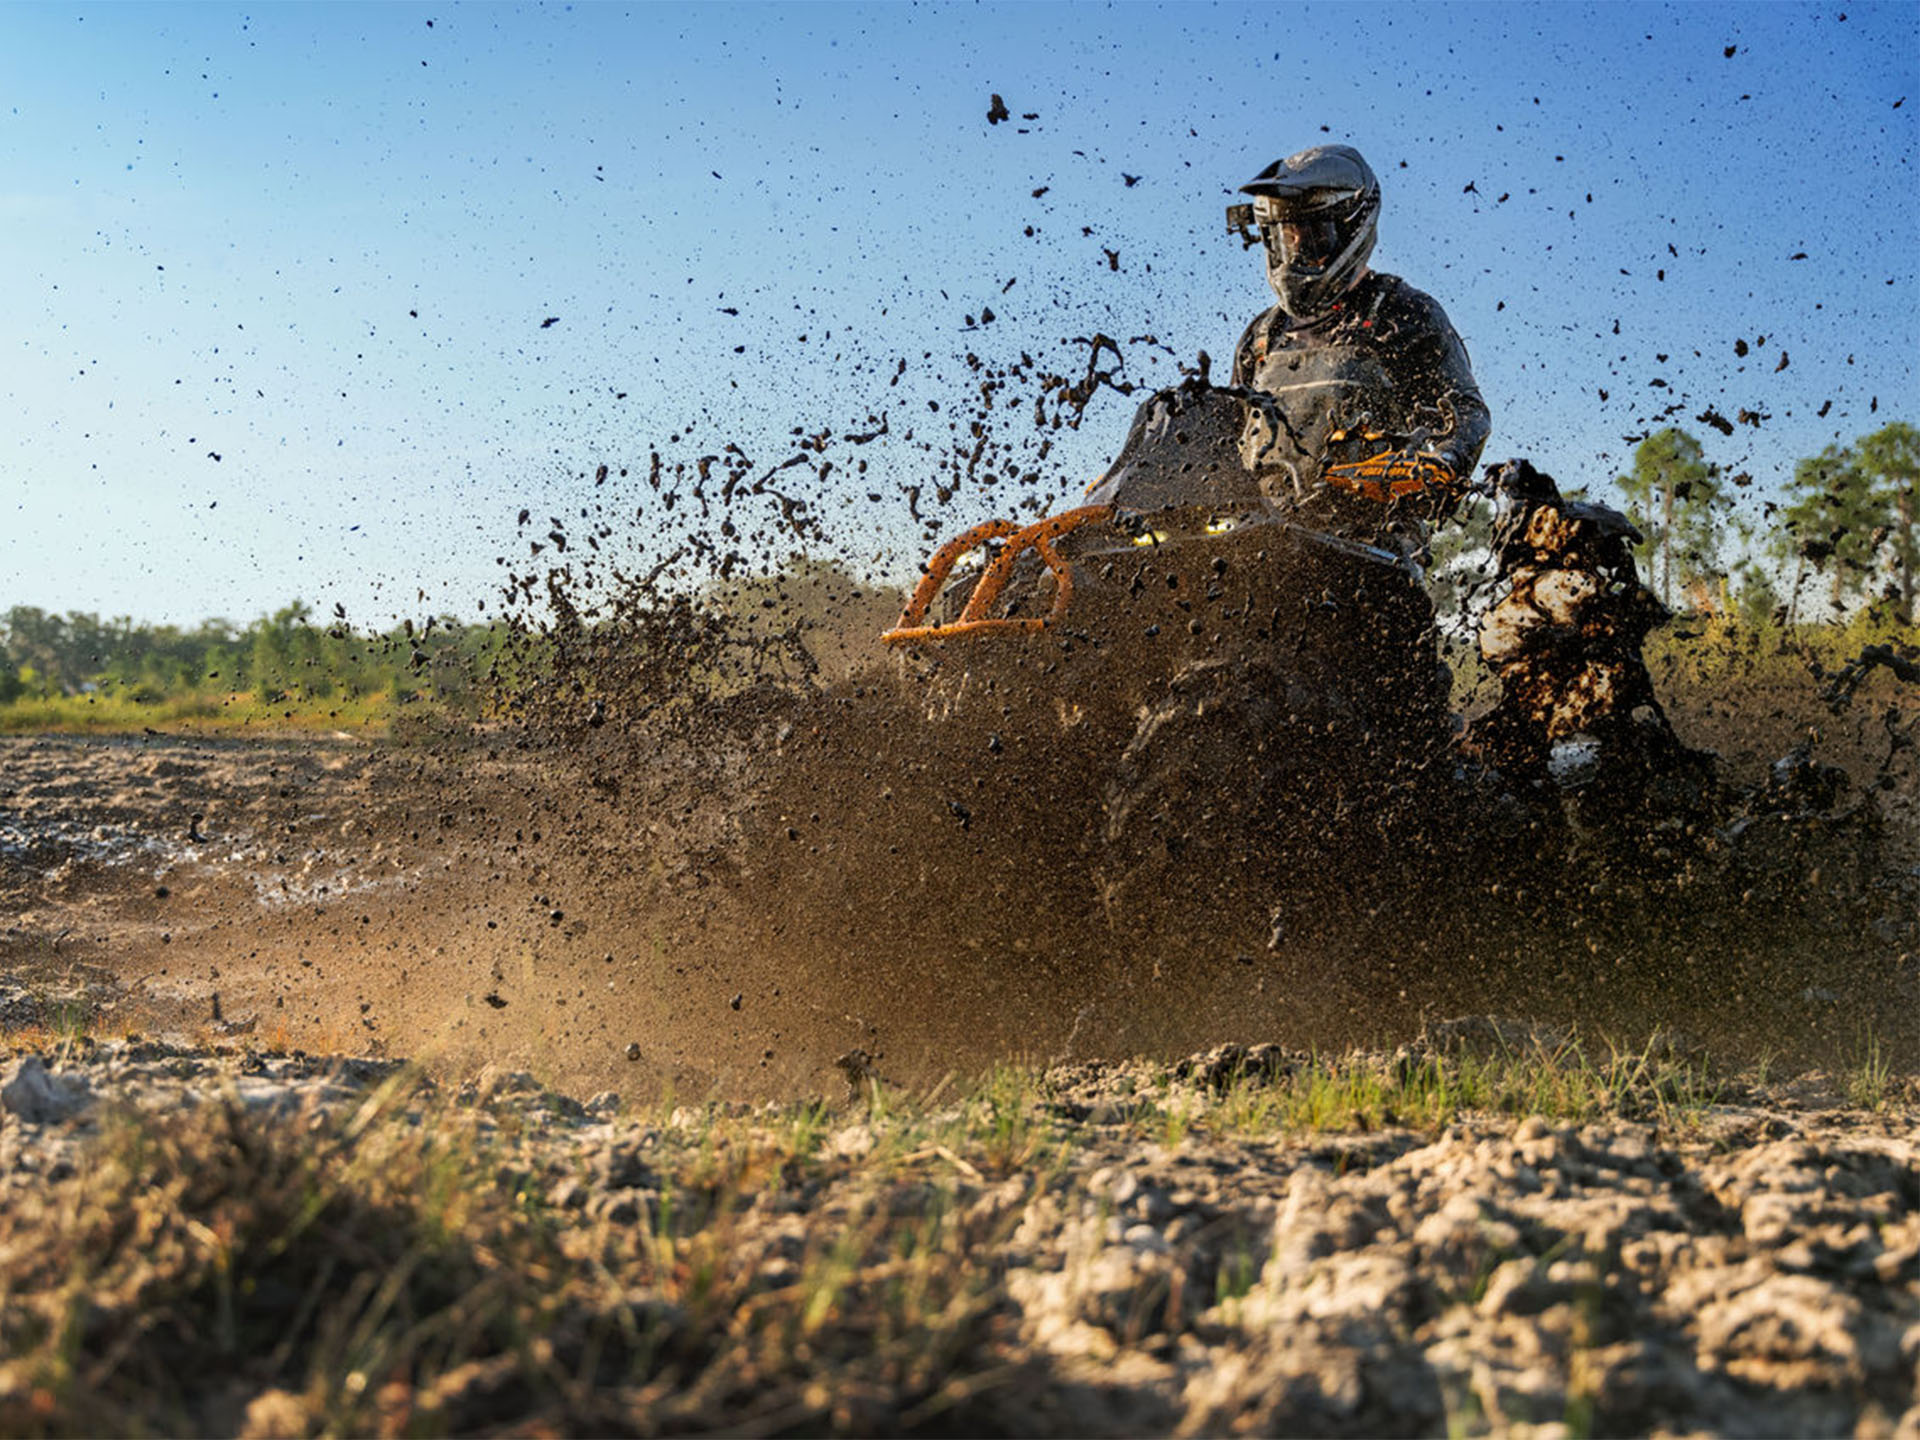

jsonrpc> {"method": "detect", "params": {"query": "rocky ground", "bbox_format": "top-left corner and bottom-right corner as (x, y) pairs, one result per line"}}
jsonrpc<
(1, 1034), (1915, 1436)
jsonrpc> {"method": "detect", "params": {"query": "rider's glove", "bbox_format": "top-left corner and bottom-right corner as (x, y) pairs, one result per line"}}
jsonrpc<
(1323, 447), (1461, 504)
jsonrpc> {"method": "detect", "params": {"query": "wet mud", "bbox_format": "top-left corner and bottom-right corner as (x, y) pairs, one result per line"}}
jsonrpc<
(478, 373), (1920, 1091)
(3, 606), (1916, 1104)
(3, 357), (1916, 1098)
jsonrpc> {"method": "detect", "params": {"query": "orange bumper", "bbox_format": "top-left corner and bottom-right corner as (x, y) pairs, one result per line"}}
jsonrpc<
(881, 504), (1115, 645)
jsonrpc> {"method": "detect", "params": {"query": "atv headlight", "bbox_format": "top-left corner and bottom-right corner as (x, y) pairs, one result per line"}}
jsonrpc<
(1204, 516), (1240, 536)
(1130, 530), (1168, 548)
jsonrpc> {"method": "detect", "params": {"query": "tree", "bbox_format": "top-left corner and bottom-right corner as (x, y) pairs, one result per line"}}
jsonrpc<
(1614, 428), (1730, 610)
(1855, 421), (1919, 624)
(250, 601), (315, 701)
(1718, 512), (1784, 630)
(3, 607), (76, 695)
(1777, 443), (1884, 618)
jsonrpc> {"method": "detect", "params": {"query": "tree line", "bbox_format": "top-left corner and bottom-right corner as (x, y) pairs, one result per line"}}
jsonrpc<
(1614, 420), (1917, 625)
(0, 558), (895, 723)
(0, 601), (502, 712)
(3, 425), (1909, 717)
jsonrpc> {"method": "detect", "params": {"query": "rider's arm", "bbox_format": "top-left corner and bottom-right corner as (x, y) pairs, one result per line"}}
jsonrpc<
(1316, 284), (1493, 509)
(1390, 286), (1491, 485)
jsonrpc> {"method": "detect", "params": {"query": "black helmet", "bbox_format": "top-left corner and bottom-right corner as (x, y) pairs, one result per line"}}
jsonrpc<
(1237, 145), (1380, 319)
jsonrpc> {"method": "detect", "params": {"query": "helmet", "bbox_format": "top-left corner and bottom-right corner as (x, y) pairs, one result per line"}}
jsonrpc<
(1238, 145), (1380, 319)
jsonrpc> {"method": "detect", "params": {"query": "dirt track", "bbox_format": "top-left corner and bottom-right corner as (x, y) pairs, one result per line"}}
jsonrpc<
(4, 709), (1918, 1102)
(0, 731), (781, 1099)
(4, 728), (1920, 1433)
(0, 724), (1171, 1099)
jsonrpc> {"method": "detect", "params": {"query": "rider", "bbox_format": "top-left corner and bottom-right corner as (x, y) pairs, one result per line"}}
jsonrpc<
(1229, 144), (1490, 549)
(1227, 143), (1491, 736)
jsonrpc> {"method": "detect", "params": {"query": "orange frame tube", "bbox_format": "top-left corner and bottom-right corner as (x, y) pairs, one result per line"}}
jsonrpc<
(882, 504), (1114, 644)
(1322, 452), (1455, 504)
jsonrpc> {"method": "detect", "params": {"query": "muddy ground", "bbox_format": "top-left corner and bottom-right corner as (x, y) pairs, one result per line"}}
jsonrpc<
(5, 628), (1920, 1083)
(0, 728), (786, 1101)
(3, 700), (1914, 1105)
(0, 719), (1179, 1098)
(1, 697), (1917, 1434)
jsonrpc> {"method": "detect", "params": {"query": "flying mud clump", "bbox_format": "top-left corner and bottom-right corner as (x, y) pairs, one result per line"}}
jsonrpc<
(485, 346), (1920, 1084)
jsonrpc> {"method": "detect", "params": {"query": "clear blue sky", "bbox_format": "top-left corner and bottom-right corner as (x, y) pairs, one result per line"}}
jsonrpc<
(3, 1), (1914, 625)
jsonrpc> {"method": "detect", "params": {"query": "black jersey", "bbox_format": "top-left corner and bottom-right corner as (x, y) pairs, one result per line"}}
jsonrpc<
(1230, 271), (1490, 537)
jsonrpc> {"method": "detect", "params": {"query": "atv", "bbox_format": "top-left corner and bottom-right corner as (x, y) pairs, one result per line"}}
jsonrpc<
(879, 377), (1464, 928)
(824, 375), (1914, 1052)
(883, 378), (1453, 737)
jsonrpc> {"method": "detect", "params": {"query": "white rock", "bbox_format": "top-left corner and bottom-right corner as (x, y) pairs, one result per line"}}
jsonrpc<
(1, 1056), (94, 1125)
(828, 1123), (874, 1160)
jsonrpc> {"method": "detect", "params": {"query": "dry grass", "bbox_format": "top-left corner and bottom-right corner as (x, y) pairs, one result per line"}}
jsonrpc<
(0, 1033), (1900, 1436)
(0, 1069), (1021, 1436)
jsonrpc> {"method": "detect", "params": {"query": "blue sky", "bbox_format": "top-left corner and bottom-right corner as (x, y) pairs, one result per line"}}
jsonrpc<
(2, 1), (1914, 625)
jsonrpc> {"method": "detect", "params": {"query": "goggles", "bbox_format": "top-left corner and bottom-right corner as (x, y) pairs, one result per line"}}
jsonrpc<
(1259, 197), (1348, 265)
(1228, 194), (1362, 269)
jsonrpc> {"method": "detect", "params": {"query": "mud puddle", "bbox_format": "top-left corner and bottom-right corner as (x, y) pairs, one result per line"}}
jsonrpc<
(0, 733), (781, 1098)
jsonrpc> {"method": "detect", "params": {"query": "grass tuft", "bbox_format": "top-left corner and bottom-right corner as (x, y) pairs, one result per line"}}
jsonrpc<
(1197, 1032), (1723, 1139)
(1844, 1029), (1893, 1110)
(0, 1073), (1019, 1436)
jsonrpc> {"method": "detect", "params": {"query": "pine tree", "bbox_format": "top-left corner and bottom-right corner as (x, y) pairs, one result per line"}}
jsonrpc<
(1614, 428), (1728, 610)
(1777, 444), (1882, 617)
(1855, 422), (1919, 624)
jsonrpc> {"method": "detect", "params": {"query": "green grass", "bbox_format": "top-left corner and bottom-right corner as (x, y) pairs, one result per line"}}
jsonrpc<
(0, 689), (397, 737)
(1188, 1034), (1725, 1139)
(1844, 1029), (1893, 1110)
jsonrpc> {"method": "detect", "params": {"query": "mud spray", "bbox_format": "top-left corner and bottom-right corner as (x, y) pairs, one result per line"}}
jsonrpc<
(12, 339), (1909, 1102)
(427, 338), (1916, 1102)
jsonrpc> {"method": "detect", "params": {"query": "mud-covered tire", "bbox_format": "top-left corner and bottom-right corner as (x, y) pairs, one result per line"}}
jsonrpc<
(1094, 660), (1379, 923)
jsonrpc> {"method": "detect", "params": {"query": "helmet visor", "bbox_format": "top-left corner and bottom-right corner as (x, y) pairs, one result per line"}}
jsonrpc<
(1277, 217), (1345, 267)
(1251, 197), (1346, 269)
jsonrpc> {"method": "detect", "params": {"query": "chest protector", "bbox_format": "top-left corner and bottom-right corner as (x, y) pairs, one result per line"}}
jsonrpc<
(1239, 320), (1422, 527)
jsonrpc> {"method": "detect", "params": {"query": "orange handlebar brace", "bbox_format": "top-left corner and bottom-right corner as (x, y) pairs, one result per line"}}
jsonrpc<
(883, 504), (1114, 644)
(1323, 452), (1457, 504)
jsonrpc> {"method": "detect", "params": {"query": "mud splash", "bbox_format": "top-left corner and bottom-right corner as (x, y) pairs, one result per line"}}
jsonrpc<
(5, 339), (1912, 1101)
(448, 353), (1920, 1094)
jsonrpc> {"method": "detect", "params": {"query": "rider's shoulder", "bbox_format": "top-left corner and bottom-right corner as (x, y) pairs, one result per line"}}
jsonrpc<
(1236, 303), (1286, 340)
(1231, 305), (1285, 378)
(1357, 272), (1450, 325)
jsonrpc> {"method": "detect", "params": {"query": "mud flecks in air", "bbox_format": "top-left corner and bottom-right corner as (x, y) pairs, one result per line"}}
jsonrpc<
(17, 285), (1909, 1099)
(417, 337), (1920, 1094)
